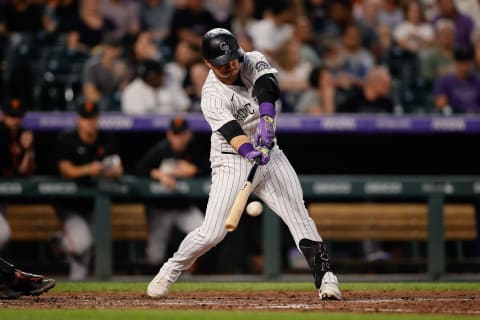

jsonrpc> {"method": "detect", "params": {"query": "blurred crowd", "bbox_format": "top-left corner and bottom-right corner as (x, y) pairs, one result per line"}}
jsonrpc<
(1, 0), (480, 115)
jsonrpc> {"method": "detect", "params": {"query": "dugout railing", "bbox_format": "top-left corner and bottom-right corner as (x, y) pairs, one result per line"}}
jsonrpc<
(1, 175), (479, 280)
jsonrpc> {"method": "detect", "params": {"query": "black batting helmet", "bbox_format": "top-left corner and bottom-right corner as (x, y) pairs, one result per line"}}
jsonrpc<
(201, 28), (244, 66)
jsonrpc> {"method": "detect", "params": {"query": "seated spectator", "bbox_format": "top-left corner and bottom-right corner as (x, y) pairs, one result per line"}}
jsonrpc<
(355, 0), (400, 61)
(125, 30), (163, 83)
(134, 117), (209, 266)
(422, 0), (441, 21)
(121, 59), (190, 114)
(227, 0), (257, 35)
(165, 41), (201, 90)
(433, 47), (480, 114)
(432, 0), (475, 50)
(454, 0), (480, 35)
(184, 62), (209, 112)
(296, 66), (336, 114)
(0, 99), (36, 252)
(393, 0), (434, 55)
(167, 0), (217, 49)
(421, 19), (455, 83)
(204, 0), (231, 27)
(68, 0), (116, 50)
(376, 23), (394, 59)
(294, 16), (322, 67)
(1, 0), (45, 32)
(139, 0), (174, 43)
(337, 23), (375, 85)
(99, 0), (140, 40)
(273, 38), (313, 112)
(378, 0), (404, 32)
(303, 0), (329, 35)
(356, 0), (382, 29)
(249, 0), (295, 58)
(43, 0), (79, 33)
(336, 66), (394, 113)
(82, 34), (127, 110)
(319, 0), (381, 61)
(53, 101), (123, 280)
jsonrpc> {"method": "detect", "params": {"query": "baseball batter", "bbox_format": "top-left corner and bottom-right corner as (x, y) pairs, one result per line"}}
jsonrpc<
(147, 28), (342, 300)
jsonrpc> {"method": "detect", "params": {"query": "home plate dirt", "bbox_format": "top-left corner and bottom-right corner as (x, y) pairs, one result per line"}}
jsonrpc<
(2, 290), (479, 315)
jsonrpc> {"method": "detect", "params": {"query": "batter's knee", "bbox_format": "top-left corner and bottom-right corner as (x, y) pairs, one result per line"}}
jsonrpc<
(196, 227), (226, 248)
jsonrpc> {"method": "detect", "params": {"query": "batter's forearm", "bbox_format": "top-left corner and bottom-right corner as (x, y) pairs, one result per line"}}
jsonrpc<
(230, 135), (251, 152)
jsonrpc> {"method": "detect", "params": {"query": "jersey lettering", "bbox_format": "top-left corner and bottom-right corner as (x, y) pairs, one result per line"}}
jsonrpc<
(233, 103), (255, 120)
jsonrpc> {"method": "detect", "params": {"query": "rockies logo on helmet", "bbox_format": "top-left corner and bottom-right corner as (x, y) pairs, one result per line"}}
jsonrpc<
(219, 42), (231, 53)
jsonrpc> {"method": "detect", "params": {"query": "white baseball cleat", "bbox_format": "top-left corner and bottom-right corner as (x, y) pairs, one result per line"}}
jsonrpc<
(319, 271), (342, 300)
(147, 273), (172, 298)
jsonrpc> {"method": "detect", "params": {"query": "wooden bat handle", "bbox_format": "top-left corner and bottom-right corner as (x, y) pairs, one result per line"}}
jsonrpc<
(224, 162), (259, 232)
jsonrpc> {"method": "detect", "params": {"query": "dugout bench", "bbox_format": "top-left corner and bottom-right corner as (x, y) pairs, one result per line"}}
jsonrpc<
(1, 175), (479, 280)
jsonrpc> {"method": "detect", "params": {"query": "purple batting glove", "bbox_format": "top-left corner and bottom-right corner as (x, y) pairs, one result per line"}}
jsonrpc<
(253, 145), (270, 165)
(254, 102), (276, 148)
(238, 143), (270, 165)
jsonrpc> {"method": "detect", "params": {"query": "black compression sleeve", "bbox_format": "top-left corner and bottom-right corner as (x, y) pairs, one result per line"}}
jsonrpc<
(253, 74), (279, 104)
(218, 120), (245, 143)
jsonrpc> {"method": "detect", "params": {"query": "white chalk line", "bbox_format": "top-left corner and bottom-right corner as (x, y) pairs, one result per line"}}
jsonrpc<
(350, 297), (477, 303)
(156, 297), (479, 314)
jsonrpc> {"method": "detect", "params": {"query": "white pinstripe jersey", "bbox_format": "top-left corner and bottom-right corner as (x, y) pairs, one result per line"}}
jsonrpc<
(200, 51), (277, 166)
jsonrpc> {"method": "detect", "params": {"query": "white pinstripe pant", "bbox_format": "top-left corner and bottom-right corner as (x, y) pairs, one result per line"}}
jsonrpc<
(157, 145), (322, 282)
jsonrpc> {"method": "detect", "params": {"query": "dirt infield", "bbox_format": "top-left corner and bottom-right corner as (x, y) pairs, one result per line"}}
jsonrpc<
(2, 290), (480, 315)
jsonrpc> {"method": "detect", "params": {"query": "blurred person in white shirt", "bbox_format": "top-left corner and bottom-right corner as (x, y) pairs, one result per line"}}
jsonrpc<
(394, 0), (434, 54)
(249, 0), (295, 57)
(121, 59), (190, 114)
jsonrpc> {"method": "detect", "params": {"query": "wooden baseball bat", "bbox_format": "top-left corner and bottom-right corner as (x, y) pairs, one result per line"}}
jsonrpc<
(225, 161), (259, 232)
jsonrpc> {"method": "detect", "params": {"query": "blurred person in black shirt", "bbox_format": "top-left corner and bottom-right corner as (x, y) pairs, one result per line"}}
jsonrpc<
(43, 0), (79, 33)
(134, 116), (209, 266)
(0, 0), (45, 32)
(53, 101), (123, 280)
(67, 0), (116, 50)
(167, 0), (216, 49)
(336, 66), (393, 113)
(0, 99), (35, 253)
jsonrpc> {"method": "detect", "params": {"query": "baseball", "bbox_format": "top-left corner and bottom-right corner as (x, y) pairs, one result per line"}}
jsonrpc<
(246, 201), (263, 216)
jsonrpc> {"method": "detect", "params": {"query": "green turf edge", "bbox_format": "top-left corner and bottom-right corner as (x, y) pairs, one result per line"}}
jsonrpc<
(51, 281), (480, 293)
(0, 309), (478, 320)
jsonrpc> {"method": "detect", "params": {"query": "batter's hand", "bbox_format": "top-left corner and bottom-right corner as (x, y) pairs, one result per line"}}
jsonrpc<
(245, 145), (270, 165)
(254, 115), (275, 148)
